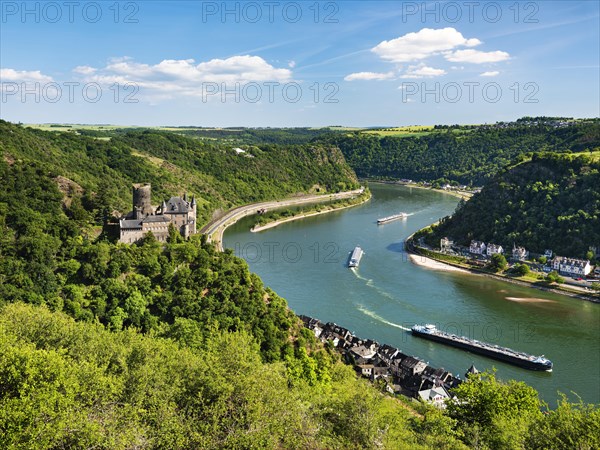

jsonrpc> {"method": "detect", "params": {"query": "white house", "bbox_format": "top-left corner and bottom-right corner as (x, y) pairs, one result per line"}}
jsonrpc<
(440, 237), (454, 252)
(551, 256), (592, 276)
(418, 386), (451, 409)
(486, 243), (504, 256)
(512, 245), (529, 261)
(470, 240), (487, 255)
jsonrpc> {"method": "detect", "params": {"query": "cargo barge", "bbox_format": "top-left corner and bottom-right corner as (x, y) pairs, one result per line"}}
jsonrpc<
(411, 324), (553, 371)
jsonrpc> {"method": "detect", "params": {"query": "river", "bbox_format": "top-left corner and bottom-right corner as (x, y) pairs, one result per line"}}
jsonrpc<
(223, 183), (600, 404)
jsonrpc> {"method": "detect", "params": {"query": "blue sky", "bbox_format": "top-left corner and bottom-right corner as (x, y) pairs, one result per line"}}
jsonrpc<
(1, 1), (598, 126)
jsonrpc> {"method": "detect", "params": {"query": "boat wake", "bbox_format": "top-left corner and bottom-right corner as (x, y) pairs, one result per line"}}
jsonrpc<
(366, 279), (396, 301)
(351, 269), (371, 283)
(352, 270), (395, 300)
(351, 269), (419, 310)
(356, 304), (411, 331)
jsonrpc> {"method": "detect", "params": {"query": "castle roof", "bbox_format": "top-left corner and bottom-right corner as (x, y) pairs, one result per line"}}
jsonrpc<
(164, 196), (193, 214)
(142, 215), (170, 223)
(120, 219), (142, 229)
(120, 214), (170, 229)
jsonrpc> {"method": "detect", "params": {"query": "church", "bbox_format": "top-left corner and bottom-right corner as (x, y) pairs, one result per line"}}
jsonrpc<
(119, 183), (197, 244)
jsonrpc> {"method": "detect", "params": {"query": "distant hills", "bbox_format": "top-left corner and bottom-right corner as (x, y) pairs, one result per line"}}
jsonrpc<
(318, 119), (600, 185)
(0, 121), (359, 225)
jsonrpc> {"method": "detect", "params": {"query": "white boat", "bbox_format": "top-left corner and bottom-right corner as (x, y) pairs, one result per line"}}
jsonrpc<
(348, 246), (363, 268)
(377, 212), (408, 225)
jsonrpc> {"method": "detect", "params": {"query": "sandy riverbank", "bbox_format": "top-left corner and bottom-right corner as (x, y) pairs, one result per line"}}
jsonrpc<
(408, 254), (471, 273)
(403, 183), (473, 200)
(251, 194), (371, 233)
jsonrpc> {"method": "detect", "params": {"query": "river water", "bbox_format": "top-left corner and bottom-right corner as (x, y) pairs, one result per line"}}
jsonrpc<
(224, 183), (600, 404)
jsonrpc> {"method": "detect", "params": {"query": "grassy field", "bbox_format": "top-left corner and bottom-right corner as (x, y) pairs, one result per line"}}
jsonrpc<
(362, 125), (435, 137)
(24, 124), (136, 131)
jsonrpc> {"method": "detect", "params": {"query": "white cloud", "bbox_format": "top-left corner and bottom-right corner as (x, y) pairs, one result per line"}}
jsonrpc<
(74, 55), (293, 99)
(372, 27), (481, 63)
(400, 64), (446, 79)
(288, 60), (296, 68)
(0, 68), (53, 82)
(82, 56), (292, 84)
(194, 56), (292, 82)
(344, 71), (395, 81)
(480, 71), (500, 77)
(445, 49), (510, 64)
(73, 66), (97, 75)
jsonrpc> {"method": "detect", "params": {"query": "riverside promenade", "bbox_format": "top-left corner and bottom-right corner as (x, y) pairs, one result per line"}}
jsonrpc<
(201, 188), (365, 251)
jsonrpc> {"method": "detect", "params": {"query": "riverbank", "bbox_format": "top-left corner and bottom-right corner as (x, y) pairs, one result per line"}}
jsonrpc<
(366, 179), (474, 200)
(251, 191), (371, 233)
(405, 236), (600, 304)
(404, 183), (473, 200)
(200, 188), (366, 251)
(408, 253), (471, 274)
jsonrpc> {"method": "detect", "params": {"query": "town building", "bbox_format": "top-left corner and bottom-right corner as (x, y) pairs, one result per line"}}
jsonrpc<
(119, 183), (197, 244)
(440, 237), (454, 253)
(418, 386), (451, 409)
(486, 243), (504, 256)
(469, 240), (487, 255)
(550, 256), (592, 276)
(512, 244), (529, 261)
(465, 364), (480, 379)
(300, 316), (468, 405)
(399, 356), (428, 378)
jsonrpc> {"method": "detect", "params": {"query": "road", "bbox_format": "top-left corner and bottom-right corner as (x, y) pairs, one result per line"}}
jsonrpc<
(200, 188), (365, 251)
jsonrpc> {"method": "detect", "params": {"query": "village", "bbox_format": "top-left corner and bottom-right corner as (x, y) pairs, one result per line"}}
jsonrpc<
(299, 315), (479, 409)
(429, 236), (600, 289)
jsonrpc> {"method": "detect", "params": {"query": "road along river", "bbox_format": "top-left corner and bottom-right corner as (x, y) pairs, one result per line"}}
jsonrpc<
(223, 183), (600, 404)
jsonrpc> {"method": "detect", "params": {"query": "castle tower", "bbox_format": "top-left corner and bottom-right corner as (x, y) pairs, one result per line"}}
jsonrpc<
(132, 183), (153, 219)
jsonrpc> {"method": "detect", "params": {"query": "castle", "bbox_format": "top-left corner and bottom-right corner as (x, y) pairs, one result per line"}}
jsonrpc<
(119, 183), (197, 243)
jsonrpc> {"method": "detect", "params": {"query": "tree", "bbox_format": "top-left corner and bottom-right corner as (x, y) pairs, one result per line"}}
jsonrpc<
(514, 263), (530, 276)
(545, 270), (565, 284)
(585, 250), (594, 261)
(538, 255), (547, 265)
(489, 253), (508, 272)
(526, 394), (600, 450)
(447, 371), (542, 449)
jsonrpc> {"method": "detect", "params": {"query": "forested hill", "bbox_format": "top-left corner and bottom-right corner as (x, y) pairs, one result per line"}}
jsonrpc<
(1, 122), (599, 447)
(430, 153), (600, 257)
(0, 120), (359, 225)
(319, 121), (600, 185)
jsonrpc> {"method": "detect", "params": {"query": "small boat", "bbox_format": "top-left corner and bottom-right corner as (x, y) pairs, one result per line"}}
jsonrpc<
(377, 213), (408, 225)
(348, 246), (363, 268)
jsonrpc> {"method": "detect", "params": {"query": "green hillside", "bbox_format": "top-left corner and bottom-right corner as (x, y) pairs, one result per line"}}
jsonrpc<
(320, 120), (600, 185)
(430, 153), (600, 257)
(1, 122), (598, 449)
(0, 121), (359, 226)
